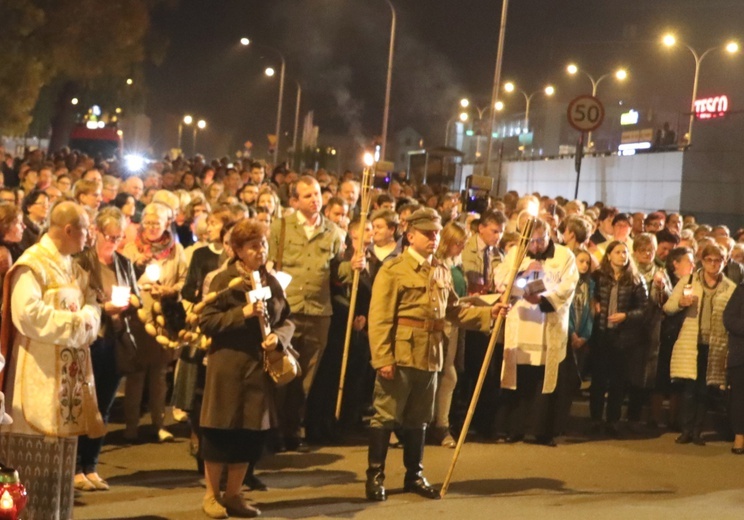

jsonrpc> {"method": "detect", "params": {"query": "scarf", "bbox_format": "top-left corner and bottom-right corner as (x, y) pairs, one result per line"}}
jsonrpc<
(135, 227), (176, 261)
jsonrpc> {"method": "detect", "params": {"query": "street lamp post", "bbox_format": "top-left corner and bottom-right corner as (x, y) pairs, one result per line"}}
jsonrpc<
(292, 80), (302, 170)
(241, 38), (287, 167)
(566, 64), (627, 147)
(177, 114), (193, 153)
(193, 119), (206, 155)
(662, 34), (739, 145)
(380, 0), (397, 162)
(503, 83), (555, 132)
(484, 0), (511, 181)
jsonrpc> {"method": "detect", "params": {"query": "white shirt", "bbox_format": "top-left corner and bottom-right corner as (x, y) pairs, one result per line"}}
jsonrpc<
(296, 211), (321, 240)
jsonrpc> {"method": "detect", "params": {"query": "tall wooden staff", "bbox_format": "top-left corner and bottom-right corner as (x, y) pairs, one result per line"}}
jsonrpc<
(440, 212), (537, 498)
(335, 154), (375, 420)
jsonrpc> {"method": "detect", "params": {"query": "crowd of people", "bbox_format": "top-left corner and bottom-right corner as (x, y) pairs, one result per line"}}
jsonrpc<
(0, 144), (744, 518)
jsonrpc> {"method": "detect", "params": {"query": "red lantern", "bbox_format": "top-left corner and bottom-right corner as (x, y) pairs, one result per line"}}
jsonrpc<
(0, 465), (27, 520)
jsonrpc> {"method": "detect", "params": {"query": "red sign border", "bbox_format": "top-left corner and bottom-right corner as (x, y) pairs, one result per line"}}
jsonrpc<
(567, 95), (605, 133)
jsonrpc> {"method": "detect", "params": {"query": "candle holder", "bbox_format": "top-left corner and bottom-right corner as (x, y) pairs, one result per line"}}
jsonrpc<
(0, 465), (27, 520)
(111, 285), (131, 308)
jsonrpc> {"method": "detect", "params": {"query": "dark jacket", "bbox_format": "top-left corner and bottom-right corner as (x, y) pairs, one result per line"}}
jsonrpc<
(723, 284), (744, 369)
(75, 246), (141, 371)
(592, 269), (648, 347)
(199, 261), (295, 430)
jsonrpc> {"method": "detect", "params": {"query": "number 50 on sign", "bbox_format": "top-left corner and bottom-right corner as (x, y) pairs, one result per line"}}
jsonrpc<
(567, 95), (605, 132)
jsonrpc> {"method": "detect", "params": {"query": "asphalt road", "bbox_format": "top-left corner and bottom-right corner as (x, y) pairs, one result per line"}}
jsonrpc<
(72, 403), (744, 520)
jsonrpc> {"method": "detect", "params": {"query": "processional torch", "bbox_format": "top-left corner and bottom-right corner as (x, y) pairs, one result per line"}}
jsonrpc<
(440, 206), (538, 498)
(335, 152), (375, 420)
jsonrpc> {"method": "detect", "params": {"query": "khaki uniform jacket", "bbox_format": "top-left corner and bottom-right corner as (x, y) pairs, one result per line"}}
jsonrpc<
(269, 213), (344, 317)
(461, 234), (503, 291)
(368, 251), (492, 372)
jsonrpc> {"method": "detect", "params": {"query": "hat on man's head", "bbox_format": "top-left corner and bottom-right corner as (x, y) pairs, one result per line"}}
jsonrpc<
(406, 207), (442, 232)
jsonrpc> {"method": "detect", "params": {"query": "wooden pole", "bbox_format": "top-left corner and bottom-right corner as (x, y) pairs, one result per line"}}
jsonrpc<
(440, 215), (536, 498)
(335, 163), (374, 420)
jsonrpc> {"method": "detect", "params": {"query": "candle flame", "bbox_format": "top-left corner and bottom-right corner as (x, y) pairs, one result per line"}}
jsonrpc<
(526, 201), (539, 217)
(0, 490), (13, 510)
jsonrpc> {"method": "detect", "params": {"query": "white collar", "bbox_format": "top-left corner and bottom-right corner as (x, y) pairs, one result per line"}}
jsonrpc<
(296, 211), (321, 228)
(407, 247), (430, 266)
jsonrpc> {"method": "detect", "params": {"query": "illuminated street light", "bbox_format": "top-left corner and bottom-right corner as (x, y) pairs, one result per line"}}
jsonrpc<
(126, 78), (133, 85)
(115, 107), (122, 114)
(495, 101), (504, 111)
(71, 98), (79, 105)
(662, 33), (740, 144)
(193, 119), (207, 154)
(460, 98), (470, 108)
(177, 114), (194, 153)
(503, 82), (556, 132)
(566, 63), (628, 147)
(459, 112), (469, 122)
(265, 67), (275, 77)
(240, 37), (286, 165)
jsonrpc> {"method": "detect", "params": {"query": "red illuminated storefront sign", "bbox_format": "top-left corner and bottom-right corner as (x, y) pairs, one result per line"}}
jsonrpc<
(694, 95), (729, 120)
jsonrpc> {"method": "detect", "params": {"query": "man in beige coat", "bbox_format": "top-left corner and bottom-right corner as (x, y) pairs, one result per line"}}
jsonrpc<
(268, 176), (344, 451)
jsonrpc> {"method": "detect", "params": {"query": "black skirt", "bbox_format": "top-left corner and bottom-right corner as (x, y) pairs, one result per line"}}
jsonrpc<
(201, 427), (267, 464)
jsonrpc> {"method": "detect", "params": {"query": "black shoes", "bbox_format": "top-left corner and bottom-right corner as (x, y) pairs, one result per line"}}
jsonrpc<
(366, 428), (391, 502)
(285, 437), (311, 453)
(731, 447), (744, 455)
(365, 466), (386, 501)
(403, 475), (440, 499)
(675, 431), (705, 446)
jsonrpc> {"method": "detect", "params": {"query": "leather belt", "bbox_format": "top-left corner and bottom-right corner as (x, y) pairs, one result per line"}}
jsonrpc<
(397, 317), (445, 332)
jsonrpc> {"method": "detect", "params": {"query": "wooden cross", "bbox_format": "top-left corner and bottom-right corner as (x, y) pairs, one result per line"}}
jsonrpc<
(247, 271), (272, 339)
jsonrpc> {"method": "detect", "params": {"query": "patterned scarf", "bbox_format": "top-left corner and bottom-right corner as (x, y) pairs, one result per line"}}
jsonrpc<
(135, 227), (176, 261)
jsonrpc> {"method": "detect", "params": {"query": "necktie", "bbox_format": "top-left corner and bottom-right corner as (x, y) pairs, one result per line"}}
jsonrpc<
(482, 247), (490, 284)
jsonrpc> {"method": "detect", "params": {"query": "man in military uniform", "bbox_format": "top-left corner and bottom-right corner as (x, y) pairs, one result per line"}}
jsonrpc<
(365, 207), (509, 501)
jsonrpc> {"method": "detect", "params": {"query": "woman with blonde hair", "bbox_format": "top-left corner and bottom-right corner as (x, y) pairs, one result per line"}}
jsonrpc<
(431, 221), (469, 447)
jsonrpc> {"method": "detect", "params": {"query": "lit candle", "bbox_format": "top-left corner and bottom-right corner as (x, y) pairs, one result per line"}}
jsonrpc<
(111, 286), (131, 307)
(145, 263), (161, 283)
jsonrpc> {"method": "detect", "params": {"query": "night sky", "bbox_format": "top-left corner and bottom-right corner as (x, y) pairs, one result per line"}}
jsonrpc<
(144, 0), (744, 162)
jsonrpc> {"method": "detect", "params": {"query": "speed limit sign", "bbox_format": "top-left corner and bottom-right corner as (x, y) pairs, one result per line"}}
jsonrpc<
(567, 95), (605, 132)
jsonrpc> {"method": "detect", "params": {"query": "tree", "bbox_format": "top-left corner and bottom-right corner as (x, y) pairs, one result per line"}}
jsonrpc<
(0, 0), (162, 148)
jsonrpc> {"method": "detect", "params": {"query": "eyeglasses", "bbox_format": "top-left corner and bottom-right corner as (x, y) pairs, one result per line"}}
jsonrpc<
(100, 233), (124, 243)
(703, 257), (724, 264)
(142, 221), (163, 228)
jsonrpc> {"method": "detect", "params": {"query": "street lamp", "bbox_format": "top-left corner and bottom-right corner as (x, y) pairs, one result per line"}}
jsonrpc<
(380, 0), (397, 162)
(265, 68), (302, 170)
(484, 0), (511, 181)
(193, 119), (206, 155)
(460, 98), (470, 108)
(177, 114), (193, 153)
(503, 82), (555, 132)
(241, 37), (286, 166)
(662, 33), (740, 145)
(566, 63), (628, 146)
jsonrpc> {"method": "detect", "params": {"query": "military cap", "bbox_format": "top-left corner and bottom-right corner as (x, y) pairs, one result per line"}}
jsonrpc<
(406, 207), (442, 232)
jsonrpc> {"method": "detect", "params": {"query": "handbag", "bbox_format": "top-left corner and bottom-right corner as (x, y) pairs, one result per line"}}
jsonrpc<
(245, 269), (300, 386)
(263, 345), (301, 387)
